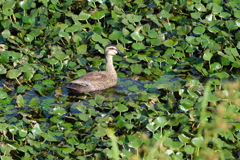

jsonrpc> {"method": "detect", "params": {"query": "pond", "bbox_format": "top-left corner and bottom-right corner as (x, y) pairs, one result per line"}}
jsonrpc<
(0, 0), (240, 159)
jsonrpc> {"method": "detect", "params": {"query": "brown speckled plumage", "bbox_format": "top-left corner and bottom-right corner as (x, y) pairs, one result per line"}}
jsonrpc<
(65, 44), (126, 93)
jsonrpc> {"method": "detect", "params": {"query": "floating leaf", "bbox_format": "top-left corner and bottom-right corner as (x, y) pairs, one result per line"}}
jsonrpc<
(2, 0), (15, 16)
(127, 136), (142, 148)
(132, 43), (146, 50)
(109, 30), (122, 40)
(6, 69), (21, 79)
(184, 145), (195, 154)
(130, 64), (142, 74)
(77, 44), (87, 54)
(62, 147), (75, 154)
(17, 86), (26, 93)
(195, 3), (206, 12)
(211, 62), (221, 70)
(116, 104), (128, 112)
(0, 91), (8, 99)
(178, 134), (191, 143)
(177, 25), (192, 35)
(212, 3), (223, 14)
(95, 95), (105, 105)
(0, 64), (7, 74)
(225, 20), (238, 30)
(154, 117), (167, 127)
(193, 26), (205, 34)
(146, 122), (160, 132)
(29, 97), (39, 107)
(2, 29), (10, 38)
(24, 34), (34, 42)
(128, 85), (139, 92)
(55, 53), (68, 61)
(214, 72), (230, 79)
(192, 137), (204, 147)
(92, 33), (103, 42)
(163, 39), (178, 47)
(16, 95), (25, 106)
(91, 10), (106, 20)
(163, 22), (175, 31)
(203, 52), (213, 61)
(65, 26), (79, 33)
(130, 32), (144, 41)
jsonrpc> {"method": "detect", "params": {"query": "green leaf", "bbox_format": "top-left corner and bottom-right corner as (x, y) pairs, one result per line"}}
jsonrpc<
(0, 123), (8, 130)
(79, 11), (91, 20)
(132, 43), (146, 50)
(0, 91), (8, 99)
(62, 147), (75, 154)
(163, 22), (175, 31)
(2, 29), (10, 38)
(19, 129), (28, 137)
(146, 122), (160, 132)
(208, 25), (220, 33)
(178, 134), (191, 143)
(234, 10), (240, 18)
(191, 137), (204, 147)
(159, 10), (171, 18)
(0, 64), (7, 74)
(91, 10), (106, 20)
(3, 0), (16, 9)
(59, 31), (69, 37)
(193, 26), (205, 34)
(24, 34), (34, 42)
(177, 25), (192, 35)
(16, 95), (25, 106)
(224, 47), (239, 57)
(95, 95), (105, 105)
(42, 79), (55, 85)
(92, 33), (103, 42)
(214, 72), (229, 79)
(191, 12), (201, 19)
(203, 52), (213, 61)
(19, 0), (33, 10)
(128, 85), (139, 92)
(65, 26), (79, 33)
(131, 32), (144, 41)
(210, 62), (221, 70)
(17, 86), (26, 93)
(77, 44), (87, 54)
(127, 136), (142, 148)
(225, 20), (238, 30)
(154, 117), (167, 127)
(32, 123), (42, 136)
(55, 53), (68, 61)
(208, 42), (220, 51)
(2, 1), (15, 16)
(116, 104), (128, 112)
(109, 30), (122, 40)
(130, 64), (142, 74)
(184, 145), (195, 154)
(126, 14), (142, 23)
(212, 3), (223, 14)
(163, 39), (178, 47)
(6, 69), (22, 79)
(195, 3), (206, 12)
(29, 97), (39, 106)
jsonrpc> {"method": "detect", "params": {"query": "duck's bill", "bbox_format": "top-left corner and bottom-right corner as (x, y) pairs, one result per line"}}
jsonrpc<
(118, 51), (127, 58)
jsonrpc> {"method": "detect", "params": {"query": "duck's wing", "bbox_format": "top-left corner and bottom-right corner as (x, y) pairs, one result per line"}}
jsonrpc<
(68, 71), (108, 86)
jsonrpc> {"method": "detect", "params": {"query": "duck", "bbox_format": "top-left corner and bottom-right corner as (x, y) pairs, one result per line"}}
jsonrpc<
(65, 44), (127, 93)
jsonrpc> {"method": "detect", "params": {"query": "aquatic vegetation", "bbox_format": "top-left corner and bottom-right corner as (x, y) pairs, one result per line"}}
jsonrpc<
(0, 0), (239, 159)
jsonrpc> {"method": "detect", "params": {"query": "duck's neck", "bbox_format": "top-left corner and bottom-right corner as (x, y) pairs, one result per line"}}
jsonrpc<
(105, 55), (116, 75)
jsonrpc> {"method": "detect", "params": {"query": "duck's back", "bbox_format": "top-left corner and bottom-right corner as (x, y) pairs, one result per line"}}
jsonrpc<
(66, 71), (118, 93)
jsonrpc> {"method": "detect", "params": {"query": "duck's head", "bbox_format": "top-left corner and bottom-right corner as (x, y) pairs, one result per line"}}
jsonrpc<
(105, 44), (126, 58)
